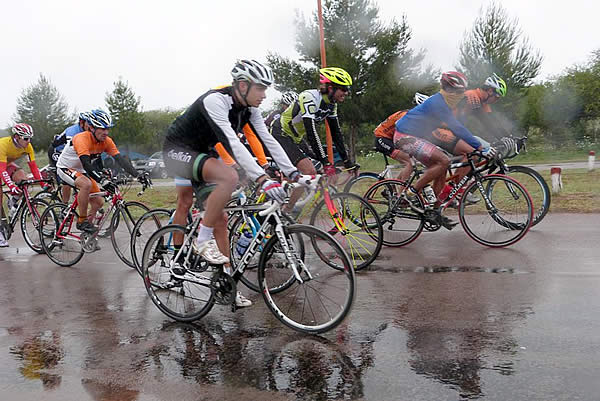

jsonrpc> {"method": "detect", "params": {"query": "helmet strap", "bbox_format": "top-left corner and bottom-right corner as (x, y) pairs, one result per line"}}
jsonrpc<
(233, 81), (251, 107)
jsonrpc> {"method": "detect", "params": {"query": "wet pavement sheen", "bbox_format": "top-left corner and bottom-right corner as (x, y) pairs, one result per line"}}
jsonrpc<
(0, 213), (599, 401)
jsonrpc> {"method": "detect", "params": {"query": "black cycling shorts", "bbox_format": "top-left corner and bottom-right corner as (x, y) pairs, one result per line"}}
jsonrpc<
(374, 136), (396, 156)
(271, 132), (313, 166)
(162, 141), (217, 184)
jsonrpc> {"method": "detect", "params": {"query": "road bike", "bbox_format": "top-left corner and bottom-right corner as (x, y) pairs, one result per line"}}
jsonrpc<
(141, 182), (355, 334)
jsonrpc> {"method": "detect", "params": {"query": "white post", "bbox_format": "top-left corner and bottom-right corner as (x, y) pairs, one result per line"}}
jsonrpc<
(551, 166), (562, 194)
(588, 151), (596, 172)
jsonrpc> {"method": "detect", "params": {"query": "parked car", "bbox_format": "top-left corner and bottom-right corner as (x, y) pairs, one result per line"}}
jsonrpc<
(133, 151), (169, 179)
(102, 150), (149, 177)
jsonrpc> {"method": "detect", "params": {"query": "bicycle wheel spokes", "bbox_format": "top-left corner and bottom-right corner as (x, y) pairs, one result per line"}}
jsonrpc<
(142, 225), (215, 322)
(506, 166), (551, 226)
(131, 208), (172, 276)
(259, 225), (355, 334)
(111, 201), (150, 268)
(364, 180), (423, 247)
(39, 203), (84, 267)
(310, 192), (382, 271)
(20, 198), (49, 254)
(460, 175), (533, 247)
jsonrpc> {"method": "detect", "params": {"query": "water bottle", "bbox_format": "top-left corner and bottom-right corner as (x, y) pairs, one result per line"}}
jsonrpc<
(422, 185), (437, 205)
(236, 231), (253, 256)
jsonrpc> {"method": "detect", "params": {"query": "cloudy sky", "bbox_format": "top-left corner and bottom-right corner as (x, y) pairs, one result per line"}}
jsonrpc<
(0, 0), (596, 128)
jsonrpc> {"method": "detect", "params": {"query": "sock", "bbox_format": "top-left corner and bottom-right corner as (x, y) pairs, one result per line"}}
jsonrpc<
(196, 224), (214, 245)
(78, 215), (87, 224)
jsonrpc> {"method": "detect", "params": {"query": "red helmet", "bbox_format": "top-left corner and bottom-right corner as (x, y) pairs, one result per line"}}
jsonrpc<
(440, 71), (468, 91)
(12, 123), (34, 138)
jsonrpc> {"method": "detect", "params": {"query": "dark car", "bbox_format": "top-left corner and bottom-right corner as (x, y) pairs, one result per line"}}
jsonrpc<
(133, 151), (169, 179)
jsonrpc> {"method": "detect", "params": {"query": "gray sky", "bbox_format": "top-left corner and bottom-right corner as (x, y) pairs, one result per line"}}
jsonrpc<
(1, 0), (597, 128)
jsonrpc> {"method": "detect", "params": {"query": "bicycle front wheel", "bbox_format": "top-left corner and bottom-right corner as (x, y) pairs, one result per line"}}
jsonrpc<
(20, 198), (49, 254)
(110, 201), (150, 268)
(460, 175), (533, 247)
(259, 225), (355, 334)
(142, 224), (216, 322)
(343, 172), (380, 196)
(505, 165), (551, 226)
(131, 208), (172, 276)
(39, 203), (84, 267)
(364, 180), (424, 247)
(309, 192), (383, 271)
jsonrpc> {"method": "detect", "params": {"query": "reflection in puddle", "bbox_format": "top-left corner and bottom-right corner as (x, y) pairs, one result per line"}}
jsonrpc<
(9, 330), (64, 390)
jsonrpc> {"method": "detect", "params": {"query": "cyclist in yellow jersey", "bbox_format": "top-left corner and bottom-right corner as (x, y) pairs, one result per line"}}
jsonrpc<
(0, 124), (44, 247)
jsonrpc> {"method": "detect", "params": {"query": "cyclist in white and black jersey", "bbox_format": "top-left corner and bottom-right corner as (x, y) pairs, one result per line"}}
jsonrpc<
(162, 59), (311, 278)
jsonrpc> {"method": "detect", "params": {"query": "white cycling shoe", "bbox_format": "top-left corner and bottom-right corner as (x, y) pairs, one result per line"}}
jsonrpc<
(192, 239), (230, 265)
(235, 292), (252, 307)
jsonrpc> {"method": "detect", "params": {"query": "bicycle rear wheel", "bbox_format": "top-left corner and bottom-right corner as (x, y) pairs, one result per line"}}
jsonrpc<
(259, 225), (355, 334)
(110, 201), (150, 268)
(142, 224), (216, 322)
(343, 172), (380, 196)
(309, 192), (383, 271)
(39, 203), (84, 266)
(20, 198), (49, 254)
(459, 175), (533, 247)
(131, 208), (172, 276)
(364, 180), (424, 247)
(505, 165), (550, 226)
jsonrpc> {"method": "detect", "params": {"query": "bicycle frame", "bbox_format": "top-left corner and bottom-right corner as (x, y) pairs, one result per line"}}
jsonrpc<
(1, 180), (49, 237)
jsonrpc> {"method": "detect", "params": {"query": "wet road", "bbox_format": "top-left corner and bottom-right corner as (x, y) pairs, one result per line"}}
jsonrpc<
(0, 213), (599, 401)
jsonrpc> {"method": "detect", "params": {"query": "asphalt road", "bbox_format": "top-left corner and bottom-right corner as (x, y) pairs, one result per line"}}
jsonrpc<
(0, 213), (599, 401)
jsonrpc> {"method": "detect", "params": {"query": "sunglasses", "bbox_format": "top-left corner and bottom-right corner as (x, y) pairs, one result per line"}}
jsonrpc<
(18, 136), (31, 142)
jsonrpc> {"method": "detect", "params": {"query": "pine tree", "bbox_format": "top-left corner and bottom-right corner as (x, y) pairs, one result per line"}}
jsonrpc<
(105, 78), (145, 151)
(14, 74), (71, 149)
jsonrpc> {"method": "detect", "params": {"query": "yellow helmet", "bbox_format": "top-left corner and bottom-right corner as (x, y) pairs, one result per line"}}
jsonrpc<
(319, 67), (353, 87)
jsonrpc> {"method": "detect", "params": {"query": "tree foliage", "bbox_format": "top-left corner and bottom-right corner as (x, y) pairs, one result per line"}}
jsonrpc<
(105, 78), (145, 149)
(14, 74), (71, 149)
(267, 0), (436, 154)
(140, 108), (184, 153)
(458, 1), (543, 89)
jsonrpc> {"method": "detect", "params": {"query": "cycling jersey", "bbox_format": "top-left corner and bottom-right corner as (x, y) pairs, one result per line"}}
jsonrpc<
(164, 85), (296, 181)
(264, 105), (286, 128)
(0, 136), (42, 190)
(278, 89), (348, 164)
(47, 123), (84, 165)
(395, 92), (481, 150)
(374, 110), (408, 139)
(456, 89), (492, 117)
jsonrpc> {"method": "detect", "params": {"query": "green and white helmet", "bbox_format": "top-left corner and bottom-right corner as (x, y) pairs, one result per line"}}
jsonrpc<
(484, 73), (507, 97)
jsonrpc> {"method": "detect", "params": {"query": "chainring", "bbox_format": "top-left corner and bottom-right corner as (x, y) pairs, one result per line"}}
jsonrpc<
(210, 270), (236, 306)
(423, 209), (442, 232)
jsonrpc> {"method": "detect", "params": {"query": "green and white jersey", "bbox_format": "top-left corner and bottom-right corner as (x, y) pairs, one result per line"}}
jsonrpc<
(280, 89), (337, 143)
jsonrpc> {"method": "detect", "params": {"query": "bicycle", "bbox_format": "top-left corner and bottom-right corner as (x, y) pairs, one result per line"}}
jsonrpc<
(346, 136), (550, 227)
(286, 168), (383, 271)
(38, 174), (152, 267)
(364, 150), (534, 248)
(1, 179), (51, 253)
(141, 182), (355, 334)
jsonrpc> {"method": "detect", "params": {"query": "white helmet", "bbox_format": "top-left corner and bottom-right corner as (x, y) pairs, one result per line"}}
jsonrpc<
(231, 59), (274, 87)
(414, 92), (430, 105)
(281, 91), (298, 105)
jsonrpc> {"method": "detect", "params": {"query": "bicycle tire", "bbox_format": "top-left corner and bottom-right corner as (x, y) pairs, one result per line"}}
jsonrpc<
(309, 192), (383, 271)
(258, 224), (355, 334)
(229, 213), (301, 293)
(110, 201), (150, 268)
(39, 203), (84, 267)
(505, 165), (551, 226)
(343, 172), (380, 196)
(364, 179), (424, 247)
(142, 224), (216, 322)
(20, 198), (49, 254)
(459, 174), (533, 247)
(130, 208), (172, 276)
(33, 188), (62, 204)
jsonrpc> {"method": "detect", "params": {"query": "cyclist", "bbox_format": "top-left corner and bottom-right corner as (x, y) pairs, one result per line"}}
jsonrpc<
(162, 59), (308, 278)
(56, 109), (149, 233)
(455, 73), (508, 132)
(47, 111), (91, 202)
(393, 71), (496, 229)
(0, 123), (44, 247)
(271, 67), (357, 209)
(264, 91), (298, 128)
